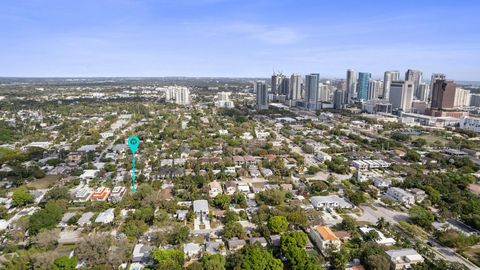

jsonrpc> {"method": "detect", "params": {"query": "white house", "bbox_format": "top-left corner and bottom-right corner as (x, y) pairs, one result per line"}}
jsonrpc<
(386, 187), (415, 205)
(95, 208), (115, 224)
(209, 181), (223, 198)
(193, 200), (210, 230)
(310, 195), (353, 210)
(359, 226), (396, 246)
(315, 151), (332, 163)
(184, 243), (202, 258)
(373, 177), (392, 188)
(385, 249), (424, 270)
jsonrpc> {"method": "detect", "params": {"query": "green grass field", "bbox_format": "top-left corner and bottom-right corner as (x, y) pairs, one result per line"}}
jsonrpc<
(27, 175), (61, 189)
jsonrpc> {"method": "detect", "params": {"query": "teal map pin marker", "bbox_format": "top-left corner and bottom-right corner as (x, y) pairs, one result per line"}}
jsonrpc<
(127, 135), (140, 192)
(128, 135), (140, 154)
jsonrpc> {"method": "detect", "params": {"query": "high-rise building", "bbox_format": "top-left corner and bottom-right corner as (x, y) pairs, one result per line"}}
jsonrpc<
(417, 83), (430, 102)
(164, 86), (191, 105)
(215, 92), (235, 108)
(174, 87), (191, 105)
(367, 80), (383, 100)
(271, 74), (282, 95)
(430, 80), (456, 110)
(429, 73), (446, 101)
(256, 81), (269, 110)
(279, 77), (289, 96)
(383, 70), (400, 100)
(470, 94), (480, 107)
(405, 69), (423, 99)
(346, 69), (358, 103)
(334, 90), (345, 109)
(289, 74), (303, 100)
(336, 80), (346, 91)
(389, 80), (414, 113)
(454, 88), (471, 108)
(356, 72), (371, 100)
(304, 73), (320, 109)
(319, 84), (331, 102)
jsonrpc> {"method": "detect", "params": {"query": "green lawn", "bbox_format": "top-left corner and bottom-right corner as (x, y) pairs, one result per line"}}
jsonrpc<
(27, 175), (61, 189)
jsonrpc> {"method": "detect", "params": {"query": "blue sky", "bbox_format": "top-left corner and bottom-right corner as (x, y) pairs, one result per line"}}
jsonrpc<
(1, 0), (480, 80)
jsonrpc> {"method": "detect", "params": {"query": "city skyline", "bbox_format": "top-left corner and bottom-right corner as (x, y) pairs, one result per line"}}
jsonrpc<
(1, 0), (480, 80)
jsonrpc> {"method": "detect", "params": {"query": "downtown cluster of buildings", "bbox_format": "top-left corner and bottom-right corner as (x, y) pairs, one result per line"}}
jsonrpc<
(256, 70), (480, 132)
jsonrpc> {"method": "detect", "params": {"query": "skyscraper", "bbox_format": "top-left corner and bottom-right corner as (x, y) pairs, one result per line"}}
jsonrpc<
(256, 81), (268, 110)
(417, 83), (430, 102)
(454, 88), (471, 108)
(405, 69), (423, 99)
(334, 89), (345, 109)
(430, 80), (456, 110)
(171, 87), (191, 105)
(368, 80), (383, 100)
(319, 84), (331, 102)
(304, 73), (320, 109)
(279, 77), (290, 96)
(336, 80), (346, 91)
(356, 72), (371, 100)
(429, 73), (446, 100)
(289, 74), (303, 100)
(271, 73), (287, 95)
(383, 70), (400, 100)
(389, 80), (414, 113)
(346, 69), (358, 103)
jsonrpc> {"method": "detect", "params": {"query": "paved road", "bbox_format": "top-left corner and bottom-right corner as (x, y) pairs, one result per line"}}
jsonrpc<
(359, 203), (479, 269)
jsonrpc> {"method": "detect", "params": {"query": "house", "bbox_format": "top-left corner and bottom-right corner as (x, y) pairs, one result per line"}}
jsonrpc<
(90, 187), (111, 202)
(359, 227), (396, 246)
(260, 168), (273, 177)
(351, 160), (369, 171)
(224, 181), (237, 195)
(132, 244), (154, 263)
(225, 167), (236, 175)
(77, 144), (98, 152)
(244, 156), (257, 166)
(109, 186), (126, 203)
(205, 240), (226, 255)
(67, 151), (84, 165)
(105, 152), (117, 160)
(80, 169), (99, 180)
(309, 226), (341, 254)
(315, 151), (332, 163)
(241, 132), (253, 140)
(385, 249), (424, 270)
(176, 210), (188, 221)
(233, 156), (245, 166)
(209, 181), (223, 198)
(184, 243), (202, 258)
(250, 182), (266, 193)
(228, 238), (246, 252)
(249, 169), (261, 178)
(193, 200), (210, 230)
(95, 208), (115, 224)
(237, 182), (251, 193)
(59, 212), (77, 227)
(77, 212), (95, 226)
(100, 131), (114, 139)
(25, 141), (52, 149)
(408, 188), (427, 202)
(249, 237), (267, 247)
(310, 195), (353, 210)
(75, 187), (93, 201)
(373, 177), (391, 188)
(386, 187), (415, 205)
